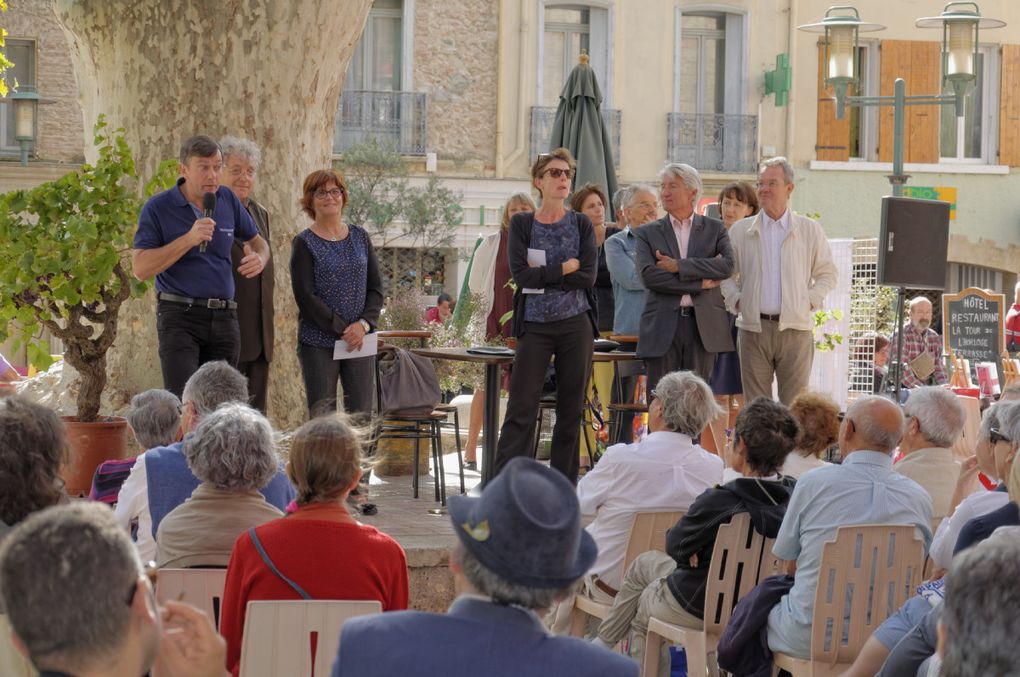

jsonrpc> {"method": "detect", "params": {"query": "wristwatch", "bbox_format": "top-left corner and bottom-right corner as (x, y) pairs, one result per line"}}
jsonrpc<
(358, 319), (371, 332)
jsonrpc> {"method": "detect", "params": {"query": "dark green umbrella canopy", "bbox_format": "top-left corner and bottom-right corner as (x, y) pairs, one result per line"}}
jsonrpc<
(549, 53), (619, 217)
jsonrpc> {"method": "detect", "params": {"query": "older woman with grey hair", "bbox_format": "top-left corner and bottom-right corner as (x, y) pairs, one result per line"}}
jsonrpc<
(155, 402), (284, 567)
(221, 135), (274, 414)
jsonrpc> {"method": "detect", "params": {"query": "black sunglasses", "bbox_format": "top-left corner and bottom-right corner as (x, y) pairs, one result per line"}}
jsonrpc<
(990, 427), (1012, 445)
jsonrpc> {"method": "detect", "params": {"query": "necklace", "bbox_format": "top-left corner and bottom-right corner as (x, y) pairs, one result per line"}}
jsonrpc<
(316, 224), (347, 241)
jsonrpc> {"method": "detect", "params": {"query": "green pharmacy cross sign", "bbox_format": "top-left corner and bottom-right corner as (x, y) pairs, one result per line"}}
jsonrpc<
(765, 53), (792, 107)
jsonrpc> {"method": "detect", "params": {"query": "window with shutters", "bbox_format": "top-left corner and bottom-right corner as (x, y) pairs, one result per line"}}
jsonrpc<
(814, 40), (877, 161)
(939, 46), (998, 163)
(1, 39), (36, 154)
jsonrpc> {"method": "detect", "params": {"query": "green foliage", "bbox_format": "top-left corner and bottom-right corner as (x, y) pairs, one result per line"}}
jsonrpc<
(339, 138), (463, 248)
(0, 116), (176, 420)
(428, 292), (489, 392)
(813, 309), (845, 352)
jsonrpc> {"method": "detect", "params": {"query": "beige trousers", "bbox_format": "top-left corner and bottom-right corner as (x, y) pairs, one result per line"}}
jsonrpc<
(548, 574), (616, 636)
(596, 551), (704, 677)
(737, 321), (814, 405)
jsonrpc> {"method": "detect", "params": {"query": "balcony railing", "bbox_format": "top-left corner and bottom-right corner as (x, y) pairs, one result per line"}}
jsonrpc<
(530, 106), (622, 168)
(666, 113), (758, 174)
(334, 90), (427, 156)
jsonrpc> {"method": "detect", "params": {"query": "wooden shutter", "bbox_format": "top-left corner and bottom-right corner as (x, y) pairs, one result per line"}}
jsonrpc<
(816, 42), (850, 161)
(999, 45), (1020, 166)
(877, 40), (941, 163)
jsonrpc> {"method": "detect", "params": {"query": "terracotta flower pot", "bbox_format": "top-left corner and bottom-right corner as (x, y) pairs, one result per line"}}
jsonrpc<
(60, 416), (130, 497)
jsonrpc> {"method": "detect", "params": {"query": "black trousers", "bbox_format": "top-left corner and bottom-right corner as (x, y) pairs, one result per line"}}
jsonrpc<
(644, 310), (715, 393)
(156, 300), (240, 398)
(297, 343), (375, 421)
(237, 354), (270, 414)
(495, 313), (594, 484)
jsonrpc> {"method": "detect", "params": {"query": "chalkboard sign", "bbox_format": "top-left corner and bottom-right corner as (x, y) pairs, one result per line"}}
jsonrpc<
(942, 287), (1005, 368)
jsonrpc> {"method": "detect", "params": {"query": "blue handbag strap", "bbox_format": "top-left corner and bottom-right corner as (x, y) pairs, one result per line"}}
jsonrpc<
(248, 527), (312, 600)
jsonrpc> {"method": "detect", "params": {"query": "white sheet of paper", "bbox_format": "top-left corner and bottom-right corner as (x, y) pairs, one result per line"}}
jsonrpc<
(523, 248), (546, 295)
(333, 332), (379, 360)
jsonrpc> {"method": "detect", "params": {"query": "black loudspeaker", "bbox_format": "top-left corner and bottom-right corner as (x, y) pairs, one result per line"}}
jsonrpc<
(877, 196), (950, 290)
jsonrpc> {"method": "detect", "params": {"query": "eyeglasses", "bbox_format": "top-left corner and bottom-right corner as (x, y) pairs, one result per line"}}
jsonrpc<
(756, 180), (784, 190)
(126, 560), (159, 606)
(630, 201), (659, 211)
(543, 168), (575, 179)
(990, 427), (1012, 445)
(314, 189), (344, 200)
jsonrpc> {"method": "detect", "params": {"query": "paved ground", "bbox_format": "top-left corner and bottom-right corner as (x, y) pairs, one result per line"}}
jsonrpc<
(357, 452), (482, 553)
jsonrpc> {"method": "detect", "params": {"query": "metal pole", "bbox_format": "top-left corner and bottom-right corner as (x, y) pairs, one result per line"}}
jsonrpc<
(893, 286), (907, 404)
(890, 78), (907, 196)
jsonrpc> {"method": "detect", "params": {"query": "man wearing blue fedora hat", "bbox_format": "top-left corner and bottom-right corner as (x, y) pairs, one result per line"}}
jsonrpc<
(331, 457), (637, 677)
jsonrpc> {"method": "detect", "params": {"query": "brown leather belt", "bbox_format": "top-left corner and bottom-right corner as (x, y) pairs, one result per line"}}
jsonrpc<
(760, 313), (780, 322)
(593, 577), (618, 598)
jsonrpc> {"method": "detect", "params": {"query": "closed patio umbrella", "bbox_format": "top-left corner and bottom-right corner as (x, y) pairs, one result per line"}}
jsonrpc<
(549, 52), (619, 216)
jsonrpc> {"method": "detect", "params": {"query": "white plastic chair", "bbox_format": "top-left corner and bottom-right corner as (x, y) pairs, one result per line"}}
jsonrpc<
(771, 524), (925, 676)
(155, 568), (228, 631)
(238, 600), (382, 677)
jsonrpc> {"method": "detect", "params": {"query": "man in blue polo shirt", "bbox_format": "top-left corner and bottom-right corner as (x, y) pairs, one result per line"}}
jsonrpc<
(133, 135), (271, 396)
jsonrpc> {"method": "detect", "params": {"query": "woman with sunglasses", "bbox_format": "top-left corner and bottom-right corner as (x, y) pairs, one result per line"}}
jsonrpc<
(493, 148), (598, 484)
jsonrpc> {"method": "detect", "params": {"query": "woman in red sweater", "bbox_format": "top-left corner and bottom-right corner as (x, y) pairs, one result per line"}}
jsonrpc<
(220, 415), (409, 675)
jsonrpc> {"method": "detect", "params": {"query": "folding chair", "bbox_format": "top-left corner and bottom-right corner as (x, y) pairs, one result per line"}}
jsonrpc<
(238, 600), (382, 677)
(771, 524), (925, 676)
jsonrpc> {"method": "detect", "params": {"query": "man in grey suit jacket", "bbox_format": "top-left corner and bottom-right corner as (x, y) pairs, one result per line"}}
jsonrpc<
(636, 163), (734, 391)
(331, 458), (638, 677)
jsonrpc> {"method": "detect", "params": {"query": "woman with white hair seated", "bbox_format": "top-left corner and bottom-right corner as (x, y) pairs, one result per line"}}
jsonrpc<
(156, 402), (284, 568)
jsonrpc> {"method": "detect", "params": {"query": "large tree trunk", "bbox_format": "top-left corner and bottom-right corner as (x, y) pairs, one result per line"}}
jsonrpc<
(56, 1), (373, 429)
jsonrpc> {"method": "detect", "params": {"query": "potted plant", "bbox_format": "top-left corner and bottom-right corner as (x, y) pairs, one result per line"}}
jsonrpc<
(0, 118), (172, 494)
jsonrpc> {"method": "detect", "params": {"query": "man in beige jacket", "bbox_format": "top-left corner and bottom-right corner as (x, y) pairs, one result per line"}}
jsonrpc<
(721, 157), (837, 404)
(894, 386), (966, 522)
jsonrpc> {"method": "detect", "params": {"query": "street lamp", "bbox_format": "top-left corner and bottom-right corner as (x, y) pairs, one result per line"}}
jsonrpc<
(799, 3), (1005, 403)
(10, 86), (40, 167)
(799, 2), (1005, 195)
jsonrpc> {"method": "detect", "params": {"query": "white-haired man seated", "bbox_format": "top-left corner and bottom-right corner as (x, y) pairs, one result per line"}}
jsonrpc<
(894, 386), (966, 521)
(550, 370), (723, 633)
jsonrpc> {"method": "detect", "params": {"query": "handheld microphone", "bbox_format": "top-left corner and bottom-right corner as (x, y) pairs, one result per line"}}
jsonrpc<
(200, 192), (216, 253)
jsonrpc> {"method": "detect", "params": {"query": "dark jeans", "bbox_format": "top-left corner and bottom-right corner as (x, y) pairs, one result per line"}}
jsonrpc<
(297, 343), (375, 421)
(644, 312), (715, 393)
(156, 300), (240, 398)
(237, 354), (270, 414)
(495, 313), (594, 484)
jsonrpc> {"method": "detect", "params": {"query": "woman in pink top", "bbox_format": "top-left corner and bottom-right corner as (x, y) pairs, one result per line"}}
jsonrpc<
(220, 415), (409, 675)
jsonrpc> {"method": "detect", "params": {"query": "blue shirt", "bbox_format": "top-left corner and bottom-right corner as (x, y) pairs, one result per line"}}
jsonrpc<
(604, 226), (646, 334)
(295, 227), (372, 349)
(766, 450), (933, 658)
(135, 178), (258, 299)
(524, 213), (589, 323)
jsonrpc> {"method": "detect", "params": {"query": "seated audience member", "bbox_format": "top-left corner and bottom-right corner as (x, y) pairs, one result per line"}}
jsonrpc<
(221, 414), (408, 676)
(116, 361), (294, 561)
(953, 400), (1020, 554)
(843, 401), (1020, 677)
(331, 457), (638, 677)
(571, 371), (723, 608)
(938, 526), (1020, 675)
(781, 391), (839, 478)
(893, 386), (965, 522)
(0, 396), (68, 540)
(0, 503), (227, 677)
(156, 403), (284, 568)
(592, 398), (799, 675)
(765, 395), (933, 659)
(90, 389), (182, 506)
(425, 292), (454, 324)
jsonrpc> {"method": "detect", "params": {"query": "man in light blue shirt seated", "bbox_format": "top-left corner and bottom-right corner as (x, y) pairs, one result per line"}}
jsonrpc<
(766, 395), (933, 658)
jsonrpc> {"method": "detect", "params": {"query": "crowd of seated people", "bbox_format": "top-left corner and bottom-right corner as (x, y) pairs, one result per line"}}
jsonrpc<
(4, 363), (1020, 676)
